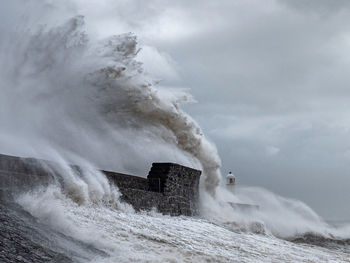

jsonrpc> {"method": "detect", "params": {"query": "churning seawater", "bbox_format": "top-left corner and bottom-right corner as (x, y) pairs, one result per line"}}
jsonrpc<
(0, 1), (350, 262)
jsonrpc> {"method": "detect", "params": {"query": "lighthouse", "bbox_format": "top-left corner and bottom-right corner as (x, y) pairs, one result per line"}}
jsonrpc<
(226, 171), (236, 191)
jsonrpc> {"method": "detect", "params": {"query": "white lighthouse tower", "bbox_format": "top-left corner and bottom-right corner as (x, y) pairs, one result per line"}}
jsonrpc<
(226, 171), (236, 191)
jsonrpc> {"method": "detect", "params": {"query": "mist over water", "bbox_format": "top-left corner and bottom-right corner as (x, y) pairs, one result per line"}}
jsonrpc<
(0, 3), (221, 193)
(1, 1), (350, 262)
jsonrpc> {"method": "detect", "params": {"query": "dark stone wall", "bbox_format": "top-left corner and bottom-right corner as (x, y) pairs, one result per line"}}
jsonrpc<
(0, 153), (202, 216)
(103, 163), (201, 216)
(0, 154), (55, 201)
(148, 163), (201, 216)
(0, 154), (202, 262)
(120, 188), (163, 211)
(103, 171), (148, 191)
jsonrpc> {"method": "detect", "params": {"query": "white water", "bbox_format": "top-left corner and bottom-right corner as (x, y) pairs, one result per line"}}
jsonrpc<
(16, 185), (350, 263)
(1, 1), (350, 262)
(0, 9), (219, 194)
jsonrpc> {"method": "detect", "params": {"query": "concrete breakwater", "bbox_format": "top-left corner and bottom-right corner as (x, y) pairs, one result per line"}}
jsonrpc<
(0, 153), (201, 216)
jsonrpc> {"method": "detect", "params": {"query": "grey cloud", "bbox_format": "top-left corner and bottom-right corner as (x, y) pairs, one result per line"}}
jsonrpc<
(21, 0), (350, 219)
(132, 0), (350, 219)
(279, 0), (350, 15)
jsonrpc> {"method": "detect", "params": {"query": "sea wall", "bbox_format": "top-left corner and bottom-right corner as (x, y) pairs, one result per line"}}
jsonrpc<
(0, 153), (201, 216)
(148, 163), (201, 215)
(0, 155), (54, 201)
(104, 162), (201, 216)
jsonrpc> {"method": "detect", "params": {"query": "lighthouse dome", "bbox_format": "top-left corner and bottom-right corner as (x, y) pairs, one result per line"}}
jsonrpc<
(226, 172), (235, 185)
(226, 172), (235, 179)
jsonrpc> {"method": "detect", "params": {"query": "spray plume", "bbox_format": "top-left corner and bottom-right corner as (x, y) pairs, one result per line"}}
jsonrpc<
(3, 2), (350, 245)
(0, 12), (221, 195)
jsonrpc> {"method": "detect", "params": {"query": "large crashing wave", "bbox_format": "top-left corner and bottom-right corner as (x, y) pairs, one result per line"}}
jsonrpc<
(0, 15), (221, 195)
(2, 5), (350, 255)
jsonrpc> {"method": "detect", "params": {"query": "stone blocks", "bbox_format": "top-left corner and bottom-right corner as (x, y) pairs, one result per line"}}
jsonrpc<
(0, 153), (202, 216)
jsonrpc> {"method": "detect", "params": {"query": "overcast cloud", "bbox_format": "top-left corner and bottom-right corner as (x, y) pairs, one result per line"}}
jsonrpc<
(8, 0), (350, 220)
(114, 0), (350, 220)
(148, 0), (350, 220)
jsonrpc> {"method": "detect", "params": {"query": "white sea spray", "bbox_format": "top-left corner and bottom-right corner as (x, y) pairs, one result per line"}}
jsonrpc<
(1, 1), (350, 262)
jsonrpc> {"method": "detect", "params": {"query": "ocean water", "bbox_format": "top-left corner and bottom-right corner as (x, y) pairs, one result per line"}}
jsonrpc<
(0, 180), (347, 263)
(0, 1), (350, 262)
(1, 159), (349, 263)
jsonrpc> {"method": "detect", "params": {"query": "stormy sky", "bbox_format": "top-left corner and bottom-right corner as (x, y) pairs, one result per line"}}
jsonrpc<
(81, 0), (350, 220)
(5, 0), (350, 220)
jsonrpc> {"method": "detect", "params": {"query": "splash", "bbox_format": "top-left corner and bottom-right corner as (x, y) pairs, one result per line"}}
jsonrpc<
(0, 13), (221, 195)
(1, 3), (350, 256)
